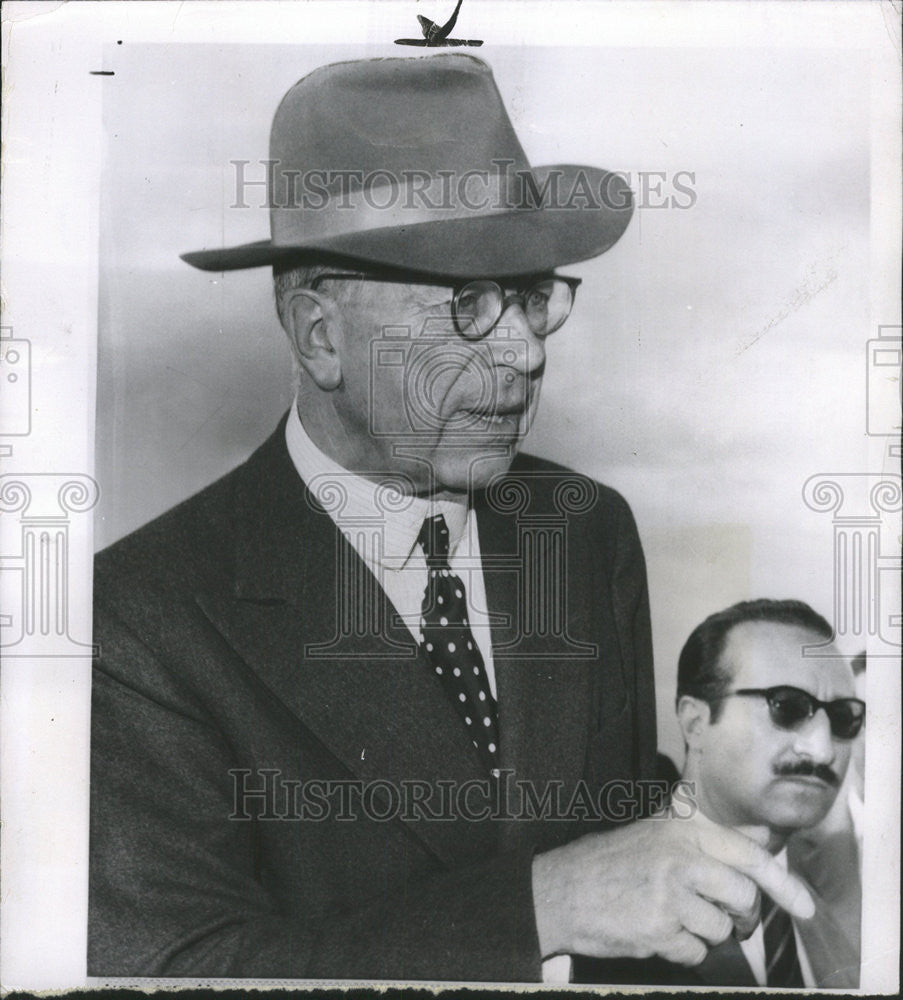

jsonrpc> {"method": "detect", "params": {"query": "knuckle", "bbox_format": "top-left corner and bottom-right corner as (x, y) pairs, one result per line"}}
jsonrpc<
(690, 900), (733, 944)
(712, 908), (734, 942)
(734, 875), (758, 913)
(671, 934), (708, 967)
(689, 938), (709, 966)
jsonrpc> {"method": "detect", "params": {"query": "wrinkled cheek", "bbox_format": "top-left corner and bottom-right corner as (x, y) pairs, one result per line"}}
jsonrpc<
(459, 364), (498, 408)
(406, 362), (479, 422)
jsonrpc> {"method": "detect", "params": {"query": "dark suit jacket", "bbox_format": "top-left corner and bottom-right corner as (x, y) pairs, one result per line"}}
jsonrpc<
(89, 417), (656, 981)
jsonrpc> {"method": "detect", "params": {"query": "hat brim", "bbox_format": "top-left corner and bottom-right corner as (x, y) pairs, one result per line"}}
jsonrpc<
(180, 165), (633, 278)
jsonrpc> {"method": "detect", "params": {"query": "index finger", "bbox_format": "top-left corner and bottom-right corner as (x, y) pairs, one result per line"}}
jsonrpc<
(694, 822), (815, 921)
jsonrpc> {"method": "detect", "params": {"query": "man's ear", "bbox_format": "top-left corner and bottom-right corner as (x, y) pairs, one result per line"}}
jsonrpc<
(677, 695), (712, 752)
(283, 288), (342, 391)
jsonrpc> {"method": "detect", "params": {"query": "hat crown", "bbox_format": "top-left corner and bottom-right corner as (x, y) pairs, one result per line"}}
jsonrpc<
(180, 54), (634, 277)
(270, 55), (531, 198)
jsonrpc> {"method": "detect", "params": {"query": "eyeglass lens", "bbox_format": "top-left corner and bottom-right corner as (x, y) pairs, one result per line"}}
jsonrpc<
(765, 687), (865, 739)
(454, 278), (575, 338)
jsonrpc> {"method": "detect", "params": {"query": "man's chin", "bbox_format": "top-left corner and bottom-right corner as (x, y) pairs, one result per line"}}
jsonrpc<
(762, 795), (836, 833)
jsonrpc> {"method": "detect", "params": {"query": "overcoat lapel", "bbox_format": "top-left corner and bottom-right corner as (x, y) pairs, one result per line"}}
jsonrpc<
(195, 428), (494, 867)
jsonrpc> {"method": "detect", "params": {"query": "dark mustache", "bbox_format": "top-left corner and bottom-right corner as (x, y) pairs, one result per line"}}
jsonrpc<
(774, 759), (840, 787)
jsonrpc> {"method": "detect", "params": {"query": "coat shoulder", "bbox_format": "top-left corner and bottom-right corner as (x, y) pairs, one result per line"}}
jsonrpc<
(94, 420), (287, 598)
(95, 466), (237, 595)
(508, 451), (636, 522)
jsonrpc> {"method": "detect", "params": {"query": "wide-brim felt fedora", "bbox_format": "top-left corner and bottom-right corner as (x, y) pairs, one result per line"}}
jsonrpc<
(181, 54), (633, 279)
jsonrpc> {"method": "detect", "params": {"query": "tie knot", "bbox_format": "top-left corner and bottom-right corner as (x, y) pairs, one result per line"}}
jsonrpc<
(419, 514), (451, 566)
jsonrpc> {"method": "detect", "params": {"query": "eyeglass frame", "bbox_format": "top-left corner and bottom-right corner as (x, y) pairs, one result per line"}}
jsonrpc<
(713, 685), (866, 740)
(308, 271), (582, 340)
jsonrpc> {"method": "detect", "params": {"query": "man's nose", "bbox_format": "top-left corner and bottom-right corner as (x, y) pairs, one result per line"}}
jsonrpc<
(791, 708), (836, 764)
(489, 301), (546, 376)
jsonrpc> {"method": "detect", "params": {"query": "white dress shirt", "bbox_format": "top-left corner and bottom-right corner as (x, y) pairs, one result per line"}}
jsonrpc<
(285, 404), (496, 696)
(285, 405), (569, 983)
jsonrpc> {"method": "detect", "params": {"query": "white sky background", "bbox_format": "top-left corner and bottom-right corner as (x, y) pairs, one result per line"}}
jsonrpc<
(1, 1), (900, 992)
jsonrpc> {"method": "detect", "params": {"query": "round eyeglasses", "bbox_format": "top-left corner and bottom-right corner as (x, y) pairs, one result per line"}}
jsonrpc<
(310, 272), (581, 339)
(452, 277), (581, 339)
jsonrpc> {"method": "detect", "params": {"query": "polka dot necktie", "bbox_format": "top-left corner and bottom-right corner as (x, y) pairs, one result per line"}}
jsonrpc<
(762, 894), (804, 987)
(418, 514), (500, 773)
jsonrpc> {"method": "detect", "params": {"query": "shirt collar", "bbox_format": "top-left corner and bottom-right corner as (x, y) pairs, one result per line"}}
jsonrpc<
(285, 402), (468, 570)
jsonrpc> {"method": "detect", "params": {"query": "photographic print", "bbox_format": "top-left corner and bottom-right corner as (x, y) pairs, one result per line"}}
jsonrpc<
(1, 1), (899, 993)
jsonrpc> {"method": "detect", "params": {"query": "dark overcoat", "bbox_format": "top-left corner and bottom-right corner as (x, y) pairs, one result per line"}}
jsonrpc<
(89, 417), (656, 980)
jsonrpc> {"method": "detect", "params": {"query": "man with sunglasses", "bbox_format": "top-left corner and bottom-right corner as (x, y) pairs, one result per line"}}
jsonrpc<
(91, 55), (814, 983)
(663, 598), (863, 988)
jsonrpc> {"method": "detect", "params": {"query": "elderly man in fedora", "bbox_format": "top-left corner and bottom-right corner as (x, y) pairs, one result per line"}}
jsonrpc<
(89, 54), (813, 983)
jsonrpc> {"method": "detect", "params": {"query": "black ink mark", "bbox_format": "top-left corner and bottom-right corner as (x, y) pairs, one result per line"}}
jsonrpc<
(395, 0), (483, 47)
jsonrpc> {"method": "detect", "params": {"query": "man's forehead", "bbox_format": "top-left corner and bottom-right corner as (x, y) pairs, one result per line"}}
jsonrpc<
(369, 277), (451, 308)
(721, 620), (855, 694)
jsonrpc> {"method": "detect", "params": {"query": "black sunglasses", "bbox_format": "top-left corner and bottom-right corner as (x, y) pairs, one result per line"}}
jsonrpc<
(721, 685), (865, 740)
(310, 272), (581, 339)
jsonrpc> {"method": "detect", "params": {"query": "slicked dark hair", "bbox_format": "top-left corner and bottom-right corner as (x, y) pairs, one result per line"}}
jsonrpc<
(676, 599), (834, 722)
